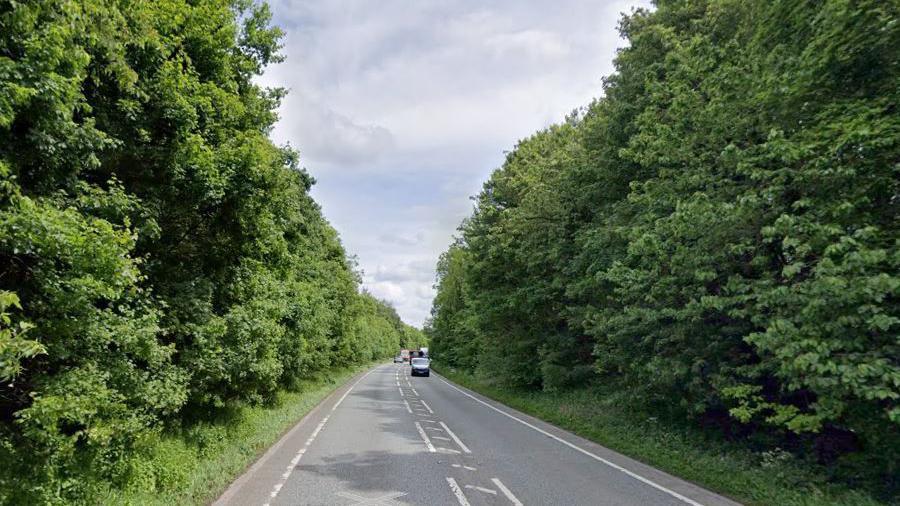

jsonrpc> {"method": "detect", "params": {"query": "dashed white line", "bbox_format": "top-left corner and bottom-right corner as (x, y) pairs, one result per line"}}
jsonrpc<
(438, 377), (704, 506)
(465, 485), (497, 495)
(492, 478), (524, 506)
(446, 477), (471, 506)
(439, 421), (471, 453)
(415, 421), (436, 452)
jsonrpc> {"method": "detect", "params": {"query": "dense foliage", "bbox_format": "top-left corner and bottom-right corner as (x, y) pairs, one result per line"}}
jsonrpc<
(428, 0), (898, 494)
(0, 0), (423, 502)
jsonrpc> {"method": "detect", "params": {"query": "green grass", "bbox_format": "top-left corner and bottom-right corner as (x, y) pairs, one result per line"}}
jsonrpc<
(436, 365), (892, 506)
(99, 363), (377, 505)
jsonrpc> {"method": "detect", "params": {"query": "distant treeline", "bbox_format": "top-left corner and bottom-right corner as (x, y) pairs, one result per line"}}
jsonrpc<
(0, 0), (423, 502)
(428, 0), (898, 491)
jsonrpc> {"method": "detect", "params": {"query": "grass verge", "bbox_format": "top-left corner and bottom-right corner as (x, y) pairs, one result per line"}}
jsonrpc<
(99, 363), (377, 505)
(435, 365), (891, 506)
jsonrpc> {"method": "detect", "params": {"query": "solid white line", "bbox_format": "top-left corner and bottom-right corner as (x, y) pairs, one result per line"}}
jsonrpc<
(420, 399), (435, 414)
(438, 378), (704, 506)
(403, 400), (413, 413)
(415, 422), (436, 452)
(465, 485), (497, 495)
(411, 388), (419, 396)
(445, 477), (471, 506)
(438, 447), (461, 454)
(439, 421), (471, 453)
(492, 478), (524, 506)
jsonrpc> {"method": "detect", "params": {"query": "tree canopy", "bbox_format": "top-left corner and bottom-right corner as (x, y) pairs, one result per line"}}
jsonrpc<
(428, 0), (899, 492)
(0, 0), (422, 502)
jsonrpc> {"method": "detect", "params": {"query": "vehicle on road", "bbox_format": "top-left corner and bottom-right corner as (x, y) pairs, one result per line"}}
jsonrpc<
(393, 355), (403, 363)
(400, 349), (410, 363)
(410, 357), (430, 377)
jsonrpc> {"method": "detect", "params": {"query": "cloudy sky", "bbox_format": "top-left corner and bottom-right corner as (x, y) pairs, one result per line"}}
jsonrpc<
(259, 0), (649, 326)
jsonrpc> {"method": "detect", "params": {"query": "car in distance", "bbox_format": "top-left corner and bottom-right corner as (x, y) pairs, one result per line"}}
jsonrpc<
(393, 355), (403, 363)
(410, 357), (430, 377)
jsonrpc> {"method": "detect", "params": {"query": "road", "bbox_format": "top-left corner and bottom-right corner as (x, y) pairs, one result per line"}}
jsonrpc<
(215, 364), (741, 506)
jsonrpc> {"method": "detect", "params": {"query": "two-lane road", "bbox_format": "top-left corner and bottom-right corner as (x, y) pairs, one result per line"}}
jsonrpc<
(215, 364), (740, 506)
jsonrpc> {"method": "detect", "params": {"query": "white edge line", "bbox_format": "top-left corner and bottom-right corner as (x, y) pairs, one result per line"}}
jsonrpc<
(438, 377), (704, 506)
(415, 421), (436, 452)
(491, 478), (523, 506)
(259, 367), (376, 504)
(439, 421), (471, 453)
(213, 366), (378, 505)
(445, 477), (471, 506)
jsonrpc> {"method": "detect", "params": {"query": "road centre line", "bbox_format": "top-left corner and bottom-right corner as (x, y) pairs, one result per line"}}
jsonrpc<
(438, 377), (704, 506)
(439, 421), (471, 453)
(415, 421), (436, 452)
(491, 478), (524, 506)
(445, 477), (471, 506)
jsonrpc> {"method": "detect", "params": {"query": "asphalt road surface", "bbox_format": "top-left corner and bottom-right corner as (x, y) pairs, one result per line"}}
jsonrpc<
(215, 364), (741, 506)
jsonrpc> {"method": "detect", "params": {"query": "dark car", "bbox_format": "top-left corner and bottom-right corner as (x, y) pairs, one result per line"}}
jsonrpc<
(410, 357), (430, 377)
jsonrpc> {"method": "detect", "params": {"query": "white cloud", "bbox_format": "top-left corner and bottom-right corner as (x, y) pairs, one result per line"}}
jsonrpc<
(262, 0), (651, 326)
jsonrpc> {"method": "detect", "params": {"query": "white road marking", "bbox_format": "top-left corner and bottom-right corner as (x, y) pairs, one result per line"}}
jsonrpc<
(415, 422), (436, 452)
(492, 478), (524, 506)
(451, 464), (477, 471)
(439, 421), (471, 453)
(445, 477), (471, 506)
(465, 485), (497, 495)
(335, 490), (407, 505)
(411, 388), (419, 396)
(398, 387), (405, 397)
(253, 367), (377, 505)
(420, 399), (435, 414)
(438, 447), (461, 454)
(433, 436), (452, 441)
(438, 377), (704, 506)
(403, 400), (413, 413)
(426, 426), (444, 431)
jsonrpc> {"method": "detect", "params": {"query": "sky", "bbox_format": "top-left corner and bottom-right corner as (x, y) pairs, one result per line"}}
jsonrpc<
(259, 0), (650, 327)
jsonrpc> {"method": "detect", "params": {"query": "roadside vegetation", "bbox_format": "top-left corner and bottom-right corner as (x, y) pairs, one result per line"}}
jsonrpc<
(0, 1), (424, 503)
(101, 364), (372, 506)
(427, 0), (898, 503)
